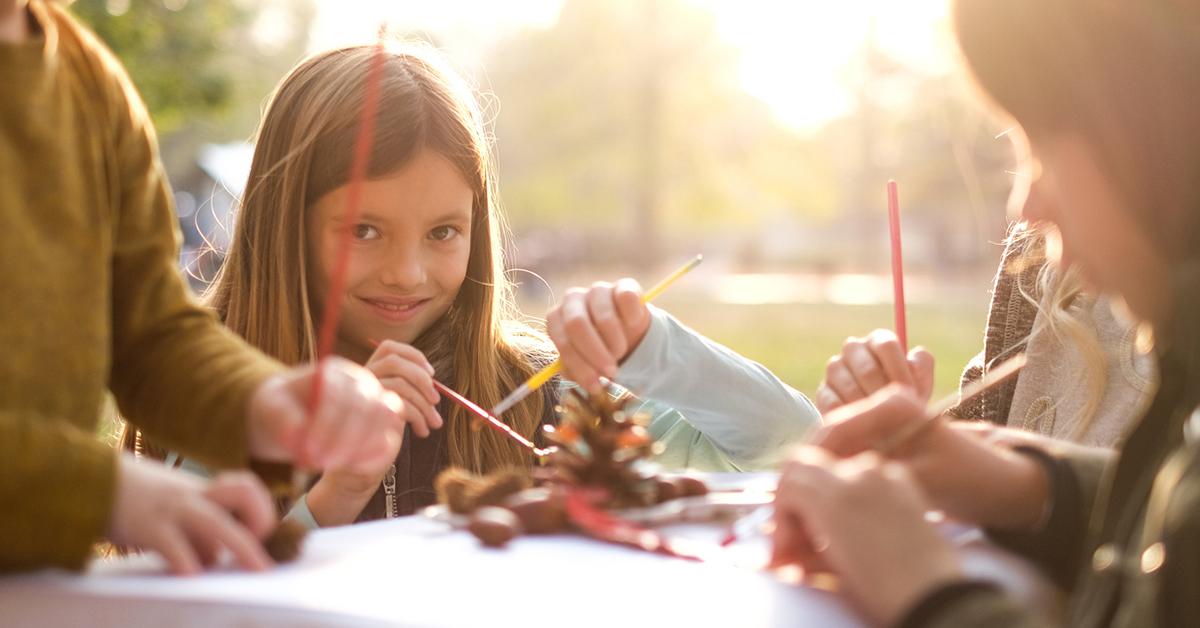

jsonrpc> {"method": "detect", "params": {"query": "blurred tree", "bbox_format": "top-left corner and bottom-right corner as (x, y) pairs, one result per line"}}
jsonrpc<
(71, 0), (244, 136)
(485, 0), (836, 266)
(71, 0), (315, 171)
(816, 60), (1013, 273)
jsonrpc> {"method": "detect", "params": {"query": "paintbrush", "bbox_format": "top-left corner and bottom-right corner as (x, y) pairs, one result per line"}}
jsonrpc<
(490, 254), (704, 419)
(364, 338), (556, 458)
(432, 379), (557, 458)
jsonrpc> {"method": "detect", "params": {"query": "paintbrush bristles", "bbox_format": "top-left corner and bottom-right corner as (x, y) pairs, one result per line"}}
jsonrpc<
(876, 353), (1027, 455)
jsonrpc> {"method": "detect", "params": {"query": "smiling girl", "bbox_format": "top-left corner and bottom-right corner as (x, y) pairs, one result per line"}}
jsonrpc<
(128, 42), (819, 527)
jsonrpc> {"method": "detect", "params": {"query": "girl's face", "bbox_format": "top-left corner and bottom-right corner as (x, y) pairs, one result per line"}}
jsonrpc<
(309, 148), (473, 358)
(1010, 131), (1170, 322)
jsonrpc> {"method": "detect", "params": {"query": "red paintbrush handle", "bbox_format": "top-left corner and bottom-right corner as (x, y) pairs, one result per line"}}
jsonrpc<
(887, 180), (907, 351)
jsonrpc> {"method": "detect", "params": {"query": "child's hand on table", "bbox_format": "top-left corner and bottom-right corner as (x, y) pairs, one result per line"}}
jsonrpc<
(109, 457), (276, 575)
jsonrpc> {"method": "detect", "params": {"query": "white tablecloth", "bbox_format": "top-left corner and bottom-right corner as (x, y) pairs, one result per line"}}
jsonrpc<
(0, 473), (1059, 627)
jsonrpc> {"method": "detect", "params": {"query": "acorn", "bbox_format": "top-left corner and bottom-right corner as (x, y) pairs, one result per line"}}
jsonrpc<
(263, 519), (308, 563)
(435, 468), (477, 514)
(468, 507), (523, 548)
(471, 468), (533, 508)
(436, 467), (533, 514)
(673, 475), (709, 498)
(654, 478), (681, 503)
(504, 488), (567, 534)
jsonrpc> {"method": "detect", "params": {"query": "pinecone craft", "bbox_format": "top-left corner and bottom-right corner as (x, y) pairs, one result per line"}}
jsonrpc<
(436, 389), (708, 549)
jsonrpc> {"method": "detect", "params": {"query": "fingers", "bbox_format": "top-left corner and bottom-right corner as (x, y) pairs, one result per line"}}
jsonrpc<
(771, 447), (836, 569)
(368, 340), (435, 376)
(370, 355), (439, 405)
(814, 384), (844, 414)
(322, 406), (371, 470)
(205, 472), (277, 538)
(865, 330), (914, 388)
(304, 359), (405, 469)
(546, 309), (602, 392)
(366, 343), (441, 436)
(842, 337), (889, 394)
(562, 288), (617, 378)
(248, 376), (307, 464)
(547, 280), (652, 394)
(908, 347), (936, 402)
(344, 427), (403, 475)
(612, 278), (651, 351)
(155, 525), (203, 576)
(183, 502), (273, 573)
(823, 355), (866, 405)
(821, 330), (929, 416)
(379, 378), (441, 437)
(587, 282), (629, 360)
(810, 386), (927, 457)
(303, 365), (369, 467)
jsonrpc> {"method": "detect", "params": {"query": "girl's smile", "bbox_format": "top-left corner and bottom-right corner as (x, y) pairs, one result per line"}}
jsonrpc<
(357, 295), (432, 324)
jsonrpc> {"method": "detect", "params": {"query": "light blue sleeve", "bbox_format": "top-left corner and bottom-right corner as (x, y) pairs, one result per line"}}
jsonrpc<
(633, 397), (743, 472)
(284, 494), (321, 530)
(616, 306), (821, 469)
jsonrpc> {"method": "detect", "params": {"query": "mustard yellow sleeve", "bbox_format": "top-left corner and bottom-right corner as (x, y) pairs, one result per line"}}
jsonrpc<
(96, 38), (283, 470)
(0, 412), (116, 572)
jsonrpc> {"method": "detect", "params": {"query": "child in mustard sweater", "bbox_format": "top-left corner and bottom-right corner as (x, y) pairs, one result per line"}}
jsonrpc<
(0, 0), (406, 575)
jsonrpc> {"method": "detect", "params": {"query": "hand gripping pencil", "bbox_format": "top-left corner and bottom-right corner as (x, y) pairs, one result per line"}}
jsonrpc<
(490, 255), (704, 418)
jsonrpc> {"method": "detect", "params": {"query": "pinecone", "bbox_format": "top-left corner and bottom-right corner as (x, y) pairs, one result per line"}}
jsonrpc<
(540, 389), (662, 508)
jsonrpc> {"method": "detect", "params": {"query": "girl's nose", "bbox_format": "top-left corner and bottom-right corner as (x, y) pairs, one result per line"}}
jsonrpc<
(379, 246), (426, 289)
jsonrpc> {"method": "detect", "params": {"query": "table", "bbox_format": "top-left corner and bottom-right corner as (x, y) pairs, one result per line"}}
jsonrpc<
(0, 474), (1060, 627)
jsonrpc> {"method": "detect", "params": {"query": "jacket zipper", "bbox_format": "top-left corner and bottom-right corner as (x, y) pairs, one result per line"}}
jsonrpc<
(383, 464), (398, 518)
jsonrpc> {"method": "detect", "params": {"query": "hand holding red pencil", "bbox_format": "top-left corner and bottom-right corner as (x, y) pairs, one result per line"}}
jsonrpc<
(815, 329), (934, 414)
(814, 181), (932, 415)
(245, 358), (405, 471)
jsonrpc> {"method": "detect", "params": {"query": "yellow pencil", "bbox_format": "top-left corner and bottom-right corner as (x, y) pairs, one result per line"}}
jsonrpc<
(491, 254), (704, 417)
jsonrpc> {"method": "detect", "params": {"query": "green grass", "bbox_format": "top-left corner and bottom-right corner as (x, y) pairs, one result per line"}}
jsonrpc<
(644, 297), (989, 401)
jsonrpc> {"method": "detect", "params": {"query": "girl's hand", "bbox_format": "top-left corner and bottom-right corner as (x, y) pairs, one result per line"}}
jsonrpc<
(816, 329), (934, 414)
(302, 341), (437, 526)
(364, 340), (441, 439)
(546, 279), (651, 393)
(108, 456), (276, 575)
(245, 357), (404, 471)
(771, 446), (961, 626)
(812, 386), (1051, 531)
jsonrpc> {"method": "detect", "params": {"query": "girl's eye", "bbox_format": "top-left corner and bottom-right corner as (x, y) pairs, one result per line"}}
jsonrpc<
(430, 225), (460, 242)
(352, 224), (380, 240)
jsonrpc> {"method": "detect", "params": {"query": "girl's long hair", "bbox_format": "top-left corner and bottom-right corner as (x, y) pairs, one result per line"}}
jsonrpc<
(207, 43), (551, 472)
(1004, 223), (1106, 439)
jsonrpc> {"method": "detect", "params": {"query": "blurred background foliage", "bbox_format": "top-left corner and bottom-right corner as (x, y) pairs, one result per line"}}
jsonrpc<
(76, 0), (1010, 401)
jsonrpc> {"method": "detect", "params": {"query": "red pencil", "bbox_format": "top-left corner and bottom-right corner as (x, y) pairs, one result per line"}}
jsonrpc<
(887, 180), (908, 351)
(296, 28), (387, 487)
